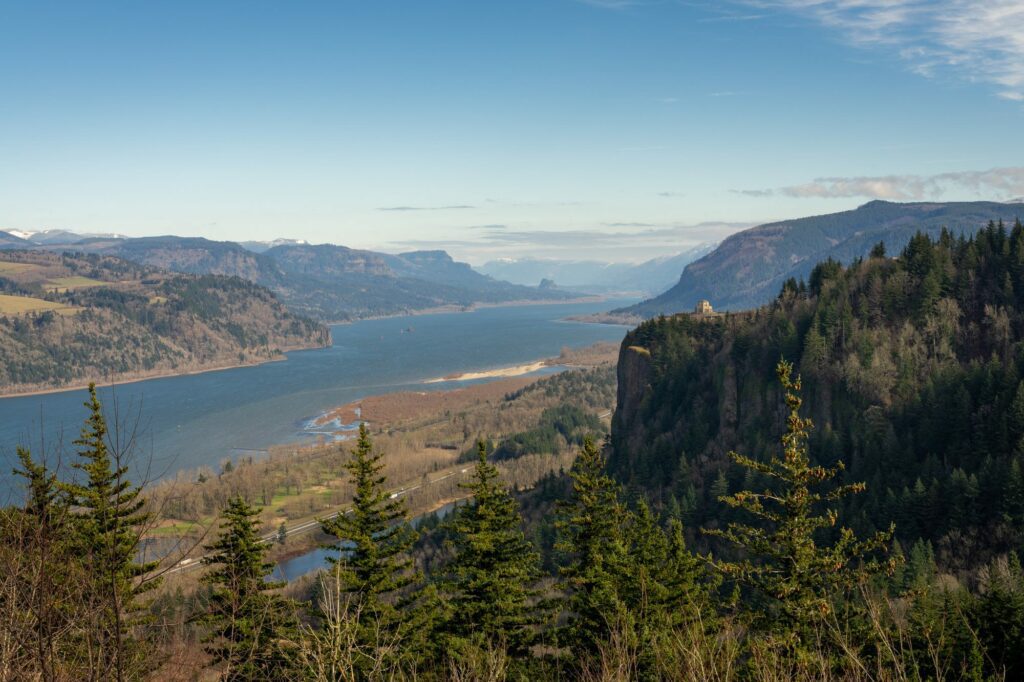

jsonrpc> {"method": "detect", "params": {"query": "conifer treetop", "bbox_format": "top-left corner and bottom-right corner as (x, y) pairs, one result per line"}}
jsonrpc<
(705, 360), (897, 636)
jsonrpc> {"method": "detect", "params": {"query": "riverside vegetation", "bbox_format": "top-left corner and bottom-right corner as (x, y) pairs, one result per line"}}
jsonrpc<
(3, 225), (1024, 679)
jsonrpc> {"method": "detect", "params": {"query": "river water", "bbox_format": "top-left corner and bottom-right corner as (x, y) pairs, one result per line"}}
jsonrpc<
(271, 500), (461, 582)
(0, 300), (632, 500)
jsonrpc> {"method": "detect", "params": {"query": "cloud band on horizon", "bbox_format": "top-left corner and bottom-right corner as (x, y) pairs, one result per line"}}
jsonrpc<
(736, 167), (1024, 201)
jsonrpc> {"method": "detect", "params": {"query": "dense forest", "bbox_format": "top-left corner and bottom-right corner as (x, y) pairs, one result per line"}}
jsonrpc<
(613, 220), (1024, 574)
(0, 251), (330, 393)
(3, 225), (1024, 679)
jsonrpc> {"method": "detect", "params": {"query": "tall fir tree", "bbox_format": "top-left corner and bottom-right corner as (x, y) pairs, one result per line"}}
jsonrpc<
(60, 384), (158, 682)
(555, 436), (629, 658)
(201, 496), (297, 681)
(319, 423), (422, 669)
(704, 360), (894, 649)
(441, 440), (542, 657)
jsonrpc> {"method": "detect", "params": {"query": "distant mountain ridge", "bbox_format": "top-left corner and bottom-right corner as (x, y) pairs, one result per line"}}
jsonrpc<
(0, 231), (32, 249)
(618, 200), (1024, 317)
(4, 228), (130, 244)
(11, 232), (575, 321)
(478, 243), (716, 296)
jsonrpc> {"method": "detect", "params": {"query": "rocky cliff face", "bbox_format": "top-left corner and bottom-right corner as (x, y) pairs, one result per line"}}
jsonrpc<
(609, 311), (786, 498)
(613, 343), (653, 458)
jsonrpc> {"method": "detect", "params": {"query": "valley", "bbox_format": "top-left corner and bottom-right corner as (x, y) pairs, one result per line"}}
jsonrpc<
(0, 299), (631, 495)
(145, 343), (618, 578)
(7, 1), (1024, 676)
(0, 231), (579, 322)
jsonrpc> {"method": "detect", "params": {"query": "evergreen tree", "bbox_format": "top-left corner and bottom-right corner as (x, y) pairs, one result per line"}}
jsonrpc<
(441, 440), (542, 657)
(704, 361), (895, 649)
(319, 423), (421, 669)
(555, 436), (629, 658)
(12, 446), (70, 680)
(615, 502), (718, 679)
(972, 553), (1024, 679)
(201, 496), (297, 681)
(60, 384), (158, 682)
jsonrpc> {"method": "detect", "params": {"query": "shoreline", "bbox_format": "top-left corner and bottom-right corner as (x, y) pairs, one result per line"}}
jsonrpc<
(0, 298), (612, 399)
(0, 345), (320, 400)
(564, 311), (644, 327)
(311, 342), (619, 431)
(320, 295), (606, 325)
(423, 360), (554, 384)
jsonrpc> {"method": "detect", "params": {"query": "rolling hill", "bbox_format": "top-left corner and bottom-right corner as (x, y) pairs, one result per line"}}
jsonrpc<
(0, 250), (329, 395)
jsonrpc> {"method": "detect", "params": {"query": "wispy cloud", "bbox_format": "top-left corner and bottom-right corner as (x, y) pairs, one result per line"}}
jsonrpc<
(376, 204), (475, 212)
(575, 0), (646, 8)
(657, 191), (685, 198)
(739, 1), (1024, 102)
(737, 167), (1024, 200)
(698, 12), (765, 23)
(390, 221), (752, 257)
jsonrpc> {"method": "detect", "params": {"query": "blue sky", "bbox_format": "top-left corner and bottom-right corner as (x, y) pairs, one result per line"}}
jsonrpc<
(1, 0), (1022, 263)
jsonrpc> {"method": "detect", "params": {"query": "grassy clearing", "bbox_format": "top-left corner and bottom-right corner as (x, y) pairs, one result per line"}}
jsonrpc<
(0, 294), (78, 315)
(45, 275), (106, 292)
(0, 262), (40, 275)
(147, 519), (211, 537)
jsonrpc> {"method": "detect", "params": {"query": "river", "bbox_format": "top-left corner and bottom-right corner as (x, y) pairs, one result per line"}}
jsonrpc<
(271, 500), (461, 582)
(0, 300), (632, 500)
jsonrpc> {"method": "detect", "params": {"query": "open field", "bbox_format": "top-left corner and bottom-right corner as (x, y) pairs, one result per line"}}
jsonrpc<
(315, 375), (538, 427)
(0, 261), (40, 275)
(45, 275), (107, 292)
(0, 293), (78, 315)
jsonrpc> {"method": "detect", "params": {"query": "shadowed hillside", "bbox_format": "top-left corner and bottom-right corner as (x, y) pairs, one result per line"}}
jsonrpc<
(618, 201), (1022, 317)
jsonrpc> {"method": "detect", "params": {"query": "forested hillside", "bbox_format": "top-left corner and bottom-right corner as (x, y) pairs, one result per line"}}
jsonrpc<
(613, 220), (1024, 574)
(0, 251), (329, 394)
(618, 200), (1021, 317)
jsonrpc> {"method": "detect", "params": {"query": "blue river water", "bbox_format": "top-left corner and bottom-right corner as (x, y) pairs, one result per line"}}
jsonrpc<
(271, 500), (461, 582)
(0, 300), (632, 501)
